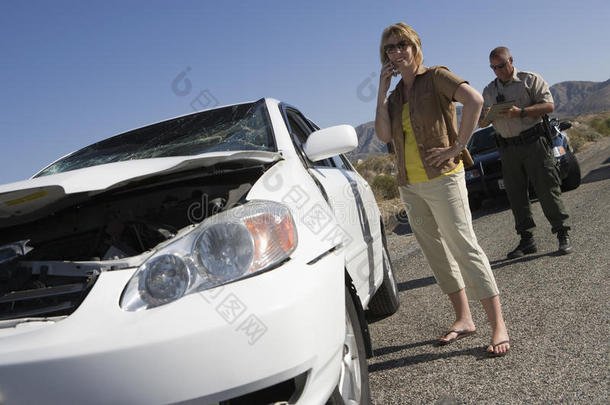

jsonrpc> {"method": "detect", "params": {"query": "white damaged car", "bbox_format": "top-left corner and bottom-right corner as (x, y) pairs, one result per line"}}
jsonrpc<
(0, 98), (399, 405)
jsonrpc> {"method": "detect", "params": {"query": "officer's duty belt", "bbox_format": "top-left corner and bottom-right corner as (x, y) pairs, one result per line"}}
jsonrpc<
(496, 122), (546, 147)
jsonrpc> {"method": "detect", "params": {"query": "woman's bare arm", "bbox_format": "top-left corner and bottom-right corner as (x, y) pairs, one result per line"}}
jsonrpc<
(425, 83), (483, 167)
(454, 83), (483, 146)
(374, 62), (395, 143)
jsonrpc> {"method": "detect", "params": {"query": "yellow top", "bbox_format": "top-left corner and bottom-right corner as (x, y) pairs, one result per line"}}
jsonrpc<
(402, 103), (463, 183)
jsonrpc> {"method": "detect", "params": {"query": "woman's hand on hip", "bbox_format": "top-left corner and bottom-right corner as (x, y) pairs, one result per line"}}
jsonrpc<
(424, 145), (461, 168)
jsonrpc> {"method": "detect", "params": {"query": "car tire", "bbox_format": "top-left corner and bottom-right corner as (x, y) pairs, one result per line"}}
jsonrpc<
(561, 151), (581, 191)
(329, 287), (372, 405)
(366, 232), (400, 318)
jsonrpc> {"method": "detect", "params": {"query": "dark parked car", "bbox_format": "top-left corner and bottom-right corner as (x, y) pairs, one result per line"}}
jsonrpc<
(465, 119), (581, 210)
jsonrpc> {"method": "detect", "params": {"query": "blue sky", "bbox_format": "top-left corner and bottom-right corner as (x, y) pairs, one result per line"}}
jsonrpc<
(1, 0), (609, 184)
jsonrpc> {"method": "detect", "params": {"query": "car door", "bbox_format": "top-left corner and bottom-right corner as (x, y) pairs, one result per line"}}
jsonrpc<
(328, 154), (383, 299)
(281, 106), (382, 303)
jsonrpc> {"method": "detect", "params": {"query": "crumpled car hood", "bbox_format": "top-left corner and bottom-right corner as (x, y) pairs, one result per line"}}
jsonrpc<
(0, 151), (281, 219)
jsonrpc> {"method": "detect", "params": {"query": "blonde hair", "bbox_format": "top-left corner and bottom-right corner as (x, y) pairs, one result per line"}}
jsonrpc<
(379, 22), (423, 65)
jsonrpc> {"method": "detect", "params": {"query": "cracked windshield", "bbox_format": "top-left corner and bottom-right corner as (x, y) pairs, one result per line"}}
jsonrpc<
(36, 101), (274, 177)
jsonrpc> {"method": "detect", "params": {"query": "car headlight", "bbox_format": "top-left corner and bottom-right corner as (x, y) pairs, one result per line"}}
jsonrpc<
(120, 201), (297, 311)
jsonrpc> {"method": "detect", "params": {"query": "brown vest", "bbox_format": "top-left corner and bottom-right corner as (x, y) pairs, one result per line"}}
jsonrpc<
(388, 66), (474, 186)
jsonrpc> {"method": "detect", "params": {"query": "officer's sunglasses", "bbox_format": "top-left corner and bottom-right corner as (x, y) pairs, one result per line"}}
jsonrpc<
(490, 61), (509, 70)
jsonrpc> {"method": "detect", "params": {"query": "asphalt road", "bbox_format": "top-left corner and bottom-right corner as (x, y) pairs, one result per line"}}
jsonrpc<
(368, 137), (610, 404)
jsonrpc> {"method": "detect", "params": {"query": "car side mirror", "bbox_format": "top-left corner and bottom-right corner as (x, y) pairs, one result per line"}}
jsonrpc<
(558, 122), (572, 131)
(303, 125), (358, 162)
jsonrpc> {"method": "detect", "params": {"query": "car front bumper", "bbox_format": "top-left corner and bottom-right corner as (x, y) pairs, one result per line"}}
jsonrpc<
(0, 251), (345, 405)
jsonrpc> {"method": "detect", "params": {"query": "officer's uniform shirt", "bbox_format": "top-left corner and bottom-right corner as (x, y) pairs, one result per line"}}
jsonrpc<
(482, 68), (554, 138)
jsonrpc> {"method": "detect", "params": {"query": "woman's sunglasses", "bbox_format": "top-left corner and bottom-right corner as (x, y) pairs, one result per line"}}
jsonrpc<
(384, 40), (410, 54)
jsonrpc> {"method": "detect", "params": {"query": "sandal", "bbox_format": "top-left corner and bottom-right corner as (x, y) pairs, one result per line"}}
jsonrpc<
(437, 329), (476, 346)
(486, 340), (511, 357)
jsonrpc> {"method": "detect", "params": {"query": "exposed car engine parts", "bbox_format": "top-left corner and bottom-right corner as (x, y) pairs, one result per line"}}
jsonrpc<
(0, 164), (264, 321)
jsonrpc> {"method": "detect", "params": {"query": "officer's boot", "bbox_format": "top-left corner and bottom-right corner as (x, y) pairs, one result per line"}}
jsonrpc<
(557, 229), (573, 255)
(507, 231), (537, 259)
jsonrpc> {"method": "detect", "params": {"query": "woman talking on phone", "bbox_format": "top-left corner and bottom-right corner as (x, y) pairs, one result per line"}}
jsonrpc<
(375, 22), (510, 356)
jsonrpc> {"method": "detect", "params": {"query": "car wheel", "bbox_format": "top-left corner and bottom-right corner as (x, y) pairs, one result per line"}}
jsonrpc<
(329, 287), (372, 405)
(366, 232), (400, 318)
(561, 151), (581, 191)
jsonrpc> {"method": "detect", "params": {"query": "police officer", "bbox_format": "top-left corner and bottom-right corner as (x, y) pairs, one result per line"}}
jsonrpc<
(479, 46), (572, 258)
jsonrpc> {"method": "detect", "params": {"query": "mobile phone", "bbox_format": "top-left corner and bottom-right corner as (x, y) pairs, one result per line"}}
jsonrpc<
(390, 61), (399, 77)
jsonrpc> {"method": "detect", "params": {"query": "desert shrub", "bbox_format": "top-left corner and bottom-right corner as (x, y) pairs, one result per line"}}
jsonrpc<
(583, 127), (601, 142)
(354, 155), (395, 175)
(568, 127), (587, 152)
(372, 174), (398, 200)
(353, 169), (374, 185)
(567, 122), (602, 152)
(590, 118), (610, 136)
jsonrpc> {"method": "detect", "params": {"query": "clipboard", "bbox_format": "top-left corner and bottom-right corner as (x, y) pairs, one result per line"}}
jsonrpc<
(484, 100), (516, 122)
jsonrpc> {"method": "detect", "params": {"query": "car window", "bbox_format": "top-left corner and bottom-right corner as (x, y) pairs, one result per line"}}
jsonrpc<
(286, 113), (310, 146)
(468, 127), (498, 155)
(306, 118), (320, 131)
(285, 109), (333, 168)
(36, 100), (275, 177)
(331, 155), (355, 171)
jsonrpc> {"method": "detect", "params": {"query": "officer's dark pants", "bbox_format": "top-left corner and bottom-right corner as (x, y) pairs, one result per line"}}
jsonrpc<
(498, 136), (570, 236)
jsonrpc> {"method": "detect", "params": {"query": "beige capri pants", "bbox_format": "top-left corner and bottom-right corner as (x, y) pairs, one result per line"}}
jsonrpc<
(399, 169), (499, 300)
